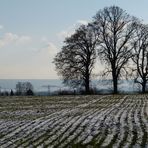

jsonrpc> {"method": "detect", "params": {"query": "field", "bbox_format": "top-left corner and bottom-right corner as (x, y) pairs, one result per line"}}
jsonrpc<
(0, 95), (147, 148)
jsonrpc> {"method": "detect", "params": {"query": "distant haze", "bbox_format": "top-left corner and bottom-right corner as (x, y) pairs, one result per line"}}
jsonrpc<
(0, 79), (138, 93)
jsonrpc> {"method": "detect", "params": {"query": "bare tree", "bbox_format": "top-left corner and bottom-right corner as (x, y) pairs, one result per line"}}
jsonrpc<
(132, 23), (148, 93)
(93, 6), (137, 93)
(16, 82), (34, 95)
(54, 24), (98, 94)
(16, 82), (23, 95)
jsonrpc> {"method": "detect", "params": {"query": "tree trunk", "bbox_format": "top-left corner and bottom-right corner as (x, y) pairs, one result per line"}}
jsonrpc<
(85, 76), (90, 94)
(85, 61), (90, 94)
(111, 63), (118, 94)
(112, 69), (118, 94)
(113, 77), (118, 94)
(142, 79), (146, 93)
(85, 82), (90, 94)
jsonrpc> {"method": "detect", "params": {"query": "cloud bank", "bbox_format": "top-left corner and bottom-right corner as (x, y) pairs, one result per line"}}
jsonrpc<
(0, 32), (32, 48)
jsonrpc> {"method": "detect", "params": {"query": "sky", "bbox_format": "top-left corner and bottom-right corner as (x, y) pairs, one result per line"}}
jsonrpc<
(0, 0), (148, 79)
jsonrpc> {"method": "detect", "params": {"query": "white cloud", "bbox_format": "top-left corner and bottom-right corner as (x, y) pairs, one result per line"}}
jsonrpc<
(0, 32), (32, 48)
(57, 20), (88, 39)
(39, 37), (59, 56)
(39, 41), (58, 57)
(0, 32), (59, 79)
(0, 25), (3, 30)
(57, 30), (74, 39)
(17, 36), (32, 44)
(41, 36), (49, 43)
(77, 20), (88, 25)
(33, 41), (59, 78)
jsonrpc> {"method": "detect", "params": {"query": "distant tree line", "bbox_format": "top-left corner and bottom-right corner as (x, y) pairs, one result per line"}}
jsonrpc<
(54, 6), (148, 94)
(0, 82), (34, 96)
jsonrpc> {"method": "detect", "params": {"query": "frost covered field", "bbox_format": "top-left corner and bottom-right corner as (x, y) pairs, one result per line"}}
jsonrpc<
(0, 95), (148, 148)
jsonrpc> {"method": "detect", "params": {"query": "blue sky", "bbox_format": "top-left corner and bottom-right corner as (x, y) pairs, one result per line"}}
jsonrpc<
(0, 0), (148, 79)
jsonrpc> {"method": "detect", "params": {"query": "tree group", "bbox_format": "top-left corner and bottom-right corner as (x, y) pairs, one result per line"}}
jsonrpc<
(54, 6), (148, 94)
(16, 82), (34, 96)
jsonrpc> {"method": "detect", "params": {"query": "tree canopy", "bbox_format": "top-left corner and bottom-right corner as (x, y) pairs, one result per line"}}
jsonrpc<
(132, 23), (148, 93)
(54, 24), (98, 93)
(54, 5), (148, 94)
